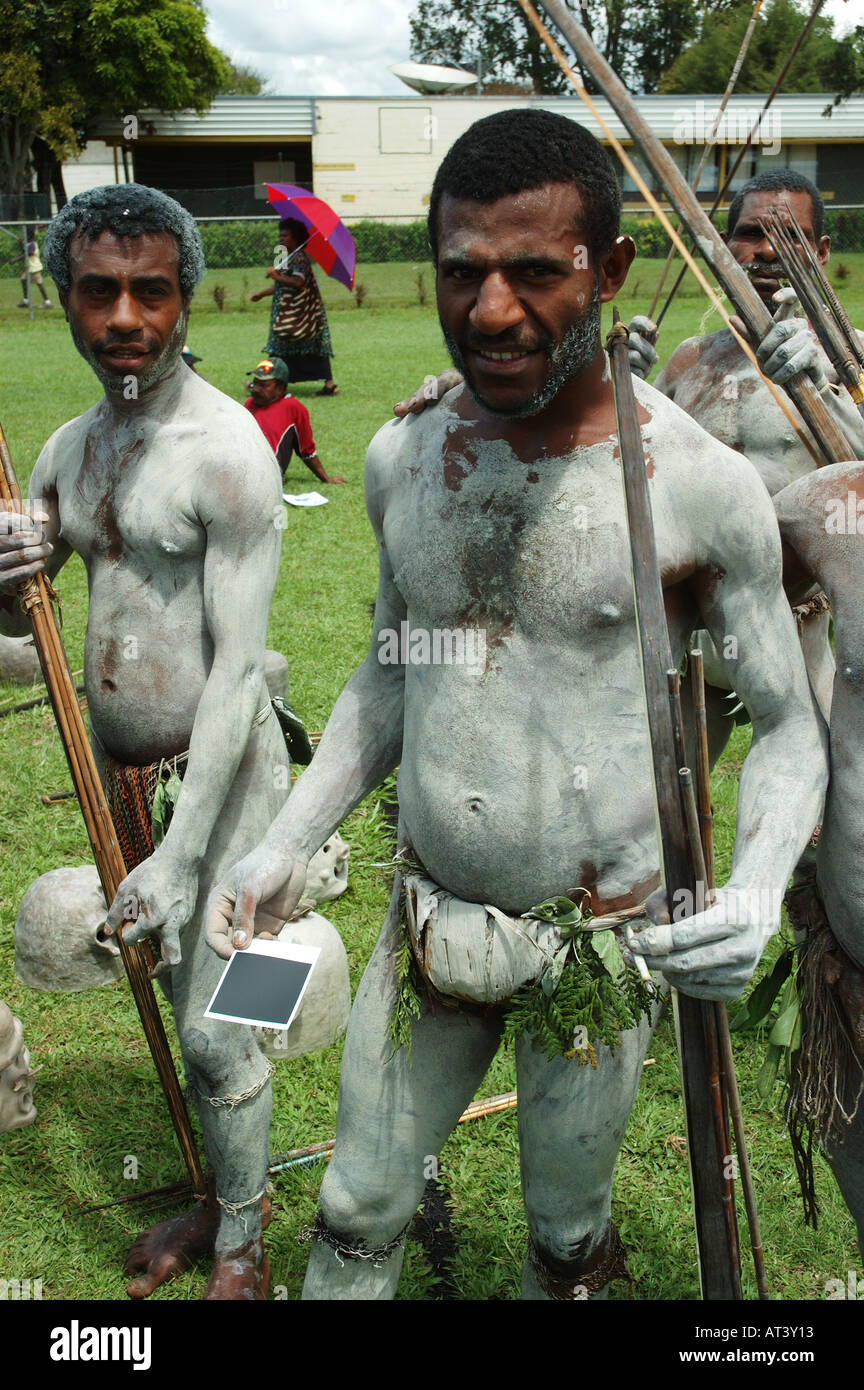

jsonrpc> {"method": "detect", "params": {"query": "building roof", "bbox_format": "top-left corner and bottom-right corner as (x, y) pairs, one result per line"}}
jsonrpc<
(92, 91), (864, 144)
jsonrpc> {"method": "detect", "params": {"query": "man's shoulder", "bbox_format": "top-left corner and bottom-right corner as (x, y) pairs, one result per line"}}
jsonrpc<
(183, 374), (277, 451)
(636, 374), (730, 445)
(35, 406), (99, 474)
(176, 376), (282, 504)
(366, 386), (463, 478)
(281, 393), (311, 418)
(658, 328), (732, 379)
(775, 459), (864, 529)
(634, 376), (768, 494)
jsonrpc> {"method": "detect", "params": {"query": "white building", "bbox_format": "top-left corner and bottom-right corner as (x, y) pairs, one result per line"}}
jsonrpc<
(65, 91), (864, 220)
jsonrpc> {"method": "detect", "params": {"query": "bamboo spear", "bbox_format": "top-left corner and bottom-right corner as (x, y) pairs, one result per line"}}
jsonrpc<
(606, 315), (742, 1299)
(654, 0), (829, 329)
(0, 420), (205, 1198)
(759, 204), (864, 419)
(647, 0), (763, 320)
(527, 0), (854, 467)
(690, 650), (771, 1300)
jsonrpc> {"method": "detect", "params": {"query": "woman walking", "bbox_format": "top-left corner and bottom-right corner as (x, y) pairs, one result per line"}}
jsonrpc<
(249, 218), (338, 395)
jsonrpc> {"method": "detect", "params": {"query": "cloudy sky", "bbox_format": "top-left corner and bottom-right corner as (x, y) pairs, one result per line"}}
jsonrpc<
(204, 0), (864, 96)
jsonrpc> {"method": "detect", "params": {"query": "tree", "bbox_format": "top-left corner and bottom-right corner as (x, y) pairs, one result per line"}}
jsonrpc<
(659, 0), (839, 94)
(408, 0), (735, 94)
(819, 25), (864, 113)
(218, 60), (268, 96)
(0, 0), (229, 210)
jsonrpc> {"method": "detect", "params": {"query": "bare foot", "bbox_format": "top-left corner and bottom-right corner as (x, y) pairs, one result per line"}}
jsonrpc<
(125, 1197), (217, 1299)
(203, 1239), (270, 1300)
(124, 1192), (273, 1298)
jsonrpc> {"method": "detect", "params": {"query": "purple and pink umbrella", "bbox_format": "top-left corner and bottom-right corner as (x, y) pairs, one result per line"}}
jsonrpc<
(265, 183), (356, 291)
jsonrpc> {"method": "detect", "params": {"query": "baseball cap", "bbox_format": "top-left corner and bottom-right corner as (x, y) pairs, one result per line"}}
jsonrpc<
(249, 358), (290, 383)
(182, 345), (201, 364)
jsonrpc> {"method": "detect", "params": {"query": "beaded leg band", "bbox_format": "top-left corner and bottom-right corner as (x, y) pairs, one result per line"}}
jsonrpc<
(528, 1223), (630, 1299)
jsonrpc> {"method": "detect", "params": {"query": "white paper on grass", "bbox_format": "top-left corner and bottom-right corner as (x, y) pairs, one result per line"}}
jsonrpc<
(204, 937), (321, 1030)
(283, 491), (329, 507)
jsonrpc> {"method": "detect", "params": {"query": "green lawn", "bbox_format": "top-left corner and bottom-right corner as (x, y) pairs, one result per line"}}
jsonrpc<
(0, 259), (859, 1303)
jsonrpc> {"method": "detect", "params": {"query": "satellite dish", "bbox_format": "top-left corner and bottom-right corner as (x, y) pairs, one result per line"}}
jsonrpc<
(388, 62), (478, 94)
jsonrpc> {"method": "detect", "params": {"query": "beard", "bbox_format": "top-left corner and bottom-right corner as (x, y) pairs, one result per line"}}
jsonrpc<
(68, 312), (187, 396)
(442, 282), (601, 419)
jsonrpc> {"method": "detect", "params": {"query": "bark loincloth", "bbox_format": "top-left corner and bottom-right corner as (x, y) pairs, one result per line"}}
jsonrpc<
(397, 848), (649, 1008)
(401, 870), (563, 1007)
(103, 753), (188, 872)
(389, 855), (657, 1064)
(784, 871), (864, 1225)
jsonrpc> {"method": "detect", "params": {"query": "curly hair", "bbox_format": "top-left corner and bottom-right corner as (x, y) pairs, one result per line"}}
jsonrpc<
(727, 169), (825, 240)
(43, 184), (205, 299)
(427, 108), (621, 263)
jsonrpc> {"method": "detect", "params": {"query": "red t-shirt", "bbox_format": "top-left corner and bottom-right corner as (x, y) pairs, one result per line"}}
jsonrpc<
(244, 395), (316, 477)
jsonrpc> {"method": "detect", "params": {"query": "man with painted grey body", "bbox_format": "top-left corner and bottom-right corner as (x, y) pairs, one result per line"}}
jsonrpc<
(630, 170), (864, 731)
(405, 171), (863, 733)
(772, 464), (864, 1257)
(0, 186), (288, 1299)
(207, 111), (827, 1299)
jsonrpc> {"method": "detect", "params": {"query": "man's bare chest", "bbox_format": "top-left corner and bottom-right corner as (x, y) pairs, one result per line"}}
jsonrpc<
(56, 426), (204, 572)
(671, 343), (804, 486)
(384, 444), (692, 642)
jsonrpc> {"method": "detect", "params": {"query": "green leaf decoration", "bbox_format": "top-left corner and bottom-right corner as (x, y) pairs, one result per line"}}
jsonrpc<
(503, 934), (656, 1062)
(769, 996), (801, 1049)
(728, 948), (794, 1032)
(151, 779), (168, 847)
(530, 896), (585, 927)
(591, 929), (624, 980)
(540, 942), (572, 998)
(757, 1044), (784, 1100)
(388, 913), (422, 1061)
(150, 763), (184, 848)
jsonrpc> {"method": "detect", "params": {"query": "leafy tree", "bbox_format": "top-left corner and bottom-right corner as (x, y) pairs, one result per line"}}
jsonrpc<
(409, 0), (737, 93)
(819, 25), (864, 112)
(0, 0), (229, 210)
(659, 0), (839, 94)
(218, 60), (268, 96)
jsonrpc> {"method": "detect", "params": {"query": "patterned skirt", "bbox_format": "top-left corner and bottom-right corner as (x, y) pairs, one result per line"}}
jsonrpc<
(103, 753), (188, 872)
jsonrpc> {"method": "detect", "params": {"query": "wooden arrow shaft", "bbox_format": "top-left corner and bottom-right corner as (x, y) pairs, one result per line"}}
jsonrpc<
(0, 421), (205, 1197)
(532, 0), (855, 467)
(606, 322), (741, 1299)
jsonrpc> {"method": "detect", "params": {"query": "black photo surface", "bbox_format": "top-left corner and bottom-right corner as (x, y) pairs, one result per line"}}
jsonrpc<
(205, 941), (319, 1029)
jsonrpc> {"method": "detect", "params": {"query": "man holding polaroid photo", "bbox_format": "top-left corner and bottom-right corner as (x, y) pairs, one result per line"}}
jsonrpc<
(207, 111), (825, 1299)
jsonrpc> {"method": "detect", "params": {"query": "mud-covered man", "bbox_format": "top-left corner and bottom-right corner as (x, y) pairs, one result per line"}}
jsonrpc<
(772, 464), (864, 1257)
(207, 112), (827, 1299)
(0, 186), (288, 1299)
(406, 170), (864, 736)
(632, 170), (864, 731)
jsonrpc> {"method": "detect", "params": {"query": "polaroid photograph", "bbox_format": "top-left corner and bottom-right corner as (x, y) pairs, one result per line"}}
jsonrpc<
(205, 938), (321, 1030)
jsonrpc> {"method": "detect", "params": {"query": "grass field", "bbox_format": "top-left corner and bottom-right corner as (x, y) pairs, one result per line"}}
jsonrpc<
(0, 253), (861, 1304)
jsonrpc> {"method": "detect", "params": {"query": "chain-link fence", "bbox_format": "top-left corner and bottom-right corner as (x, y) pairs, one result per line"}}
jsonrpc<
(4, 203), (864, 285)
(0, 225), (33, 280)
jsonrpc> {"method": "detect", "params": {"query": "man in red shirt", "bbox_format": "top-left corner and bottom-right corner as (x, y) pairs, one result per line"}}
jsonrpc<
(244, 359), (346, 483)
